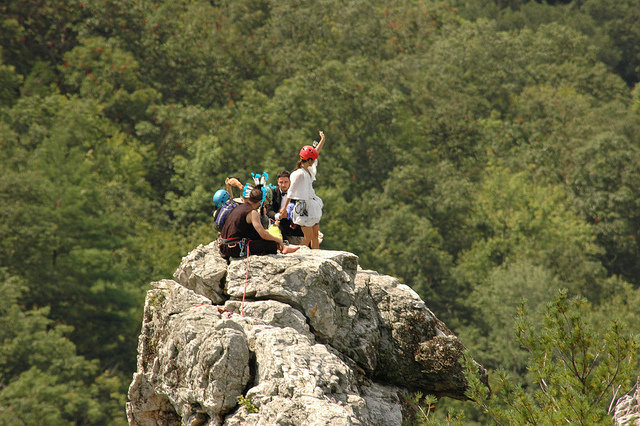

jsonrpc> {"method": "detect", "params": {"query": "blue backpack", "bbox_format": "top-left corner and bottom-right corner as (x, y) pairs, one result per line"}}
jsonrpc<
(213, 200), (238, 232)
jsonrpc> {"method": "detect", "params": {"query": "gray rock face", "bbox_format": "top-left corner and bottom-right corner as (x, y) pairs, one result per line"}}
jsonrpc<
(127, 242), (487, 425)
(614, 381), (640, 425)
(174, 243), (228, 304)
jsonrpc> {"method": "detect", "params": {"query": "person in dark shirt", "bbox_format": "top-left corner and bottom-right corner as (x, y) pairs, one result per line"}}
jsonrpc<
(219, 187), (299, 259)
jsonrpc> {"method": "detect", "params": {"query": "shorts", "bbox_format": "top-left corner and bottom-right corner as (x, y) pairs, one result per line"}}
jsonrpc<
(292, 196), (323, 227)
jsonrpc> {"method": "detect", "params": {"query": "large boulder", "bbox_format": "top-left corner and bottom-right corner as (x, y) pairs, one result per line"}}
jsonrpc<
(173, 242), (228, 304)
(127, 243), (487, 425)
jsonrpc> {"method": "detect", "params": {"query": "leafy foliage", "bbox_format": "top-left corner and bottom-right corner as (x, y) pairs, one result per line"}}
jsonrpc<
(465, 290), (638, 425)
(0, 269), (125, 425)
(2, 0), (640, 423)
(0, 93), (154, 373)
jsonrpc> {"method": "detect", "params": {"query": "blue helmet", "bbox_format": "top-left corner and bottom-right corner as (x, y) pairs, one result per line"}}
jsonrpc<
(213, 189), (230, 207)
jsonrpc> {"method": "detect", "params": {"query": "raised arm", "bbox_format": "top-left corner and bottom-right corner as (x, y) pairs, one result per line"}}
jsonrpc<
(225, 177), (243, 198)
(315, 130), (326, 154)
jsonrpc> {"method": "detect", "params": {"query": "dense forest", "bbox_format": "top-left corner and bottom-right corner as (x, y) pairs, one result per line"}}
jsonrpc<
(1, 0), (639, 423)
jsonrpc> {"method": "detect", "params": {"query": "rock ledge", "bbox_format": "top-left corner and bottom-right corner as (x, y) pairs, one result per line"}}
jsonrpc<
(126, 242), (487, 425)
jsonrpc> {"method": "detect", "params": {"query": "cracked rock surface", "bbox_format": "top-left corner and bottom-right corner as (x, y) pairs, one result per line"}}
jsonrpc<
(126, 242), (487, 425)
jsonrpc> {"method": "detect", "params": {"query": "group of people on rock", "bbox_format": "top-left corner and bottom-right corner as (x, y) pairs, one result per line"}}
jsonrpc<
(215, 131), (326, 260)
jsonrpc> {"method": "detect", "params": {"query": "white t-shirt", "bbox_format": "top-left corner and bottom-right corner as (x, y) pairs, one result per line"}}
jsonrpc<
(288, 160), (317, 201)
(288, 160), (323, 226)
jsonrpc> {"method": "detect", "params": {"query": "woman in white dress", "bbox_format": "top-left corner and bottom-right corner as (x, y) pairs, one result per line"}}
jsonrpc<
(279, 130), (326, 249)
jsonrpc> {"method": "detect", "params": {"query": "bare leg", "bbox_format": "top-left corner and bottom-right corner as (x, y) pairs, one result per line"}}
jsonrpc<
(301, 226), (314, 248)
(310, 225), (320, 249)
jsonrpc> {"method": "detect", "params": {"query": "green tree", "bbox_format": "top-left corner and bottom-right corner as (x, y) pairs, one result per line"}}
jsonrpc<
(455, 166), (603, 293)
(0, 269), (125, 425)
(479, 82), (640, 285)
(0, 0), (82, 77)
(465, 290), (638, 425)
(0, 93), (154, 371)
(354, 161), (475, 322)
(79, 0), (265, 107)
(569, 131), (640, 285)
(453, 166), (608, 372)
(579, 0), (640, 86)
(0, 50), (22, 107)
(454, 0), (640, 86)
(59, 36), (162, 133)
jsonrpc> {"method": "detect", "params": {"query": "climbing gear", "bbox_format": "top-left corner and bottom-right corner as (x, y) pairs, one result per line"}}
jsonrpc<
(218, 236), (240, 245)
(218, 237), (249, 256)
(217, 307), (233, 319)
(241, 242), (250, 316)
(294, 200), (308, 217)
(213, 189), (230, 208)
(299, 145), (318, 160)
(238, 239), (248, 257)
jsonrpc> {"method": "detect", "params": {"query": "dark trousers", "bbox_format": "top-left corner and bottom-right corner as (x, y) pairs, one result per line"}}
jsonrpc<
(219, 239), (278, 259)
(278, 218), (304, 238)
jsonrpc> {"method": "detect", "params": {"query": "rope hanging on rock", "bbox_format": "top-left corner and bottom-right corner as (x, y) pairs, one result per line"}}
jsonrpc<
(241, 242), (250, 316)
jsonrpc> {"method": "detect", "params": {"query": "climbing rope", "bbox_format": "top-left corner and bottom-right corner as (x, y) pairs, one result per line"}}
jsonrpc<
(241, 242), (250, 316)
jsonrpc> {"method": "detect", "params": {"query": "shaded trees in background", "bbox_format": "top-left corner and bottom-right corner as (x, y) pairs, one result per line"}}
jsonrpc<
(0, 0), (82, 78)
(0, 93), (156, 373)
(0, 270), (125, 425)
(453, 0), (640, 87)
(452, 166), (605, 371)
(2, 0), (640, 423)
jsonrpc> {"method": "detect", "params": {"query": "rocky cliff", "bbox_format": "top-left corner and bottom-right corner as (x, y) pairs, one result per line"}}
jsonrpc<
(126, 242), (487, 425)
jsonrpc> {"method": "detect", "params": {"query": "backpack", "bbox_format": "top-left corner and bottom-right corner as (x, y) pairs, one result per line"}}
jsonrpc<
(213, 200), (239, 232)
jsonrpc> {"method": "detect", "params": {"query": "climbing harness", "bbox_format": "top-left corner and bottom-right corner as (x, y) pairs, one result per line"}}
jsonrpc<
(293, 200), (308, 217)
(218, 237), (246, 253)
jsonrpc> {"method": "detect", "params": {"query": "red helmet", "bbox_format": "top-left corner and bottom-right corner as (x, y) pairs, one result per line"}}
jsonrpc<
(299, 145), (318, 160)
